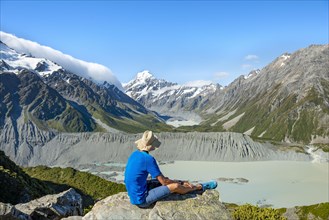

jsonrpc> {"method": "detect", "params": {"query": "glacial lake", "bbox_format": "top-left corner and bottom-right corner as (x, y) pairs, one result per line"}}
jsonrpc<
(82, 159), (328, 208)
(159, 161), (329, 208)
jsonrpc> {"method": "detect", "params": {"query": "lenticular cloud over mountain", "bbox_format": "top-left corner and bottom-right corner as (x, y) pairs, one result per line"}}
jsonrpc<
(0, 31), (123, 90)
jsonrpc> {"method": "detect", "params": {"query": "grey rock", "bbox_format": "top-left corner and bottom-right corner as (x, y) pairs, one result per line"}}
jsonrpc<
(283, 207), (300, 220)
(216, 177), (249, 184)
(62, 217), (83, 220)
(83, 190), (231, 220)
(14, 188), (82, 220)
(0, 203), (30, 220)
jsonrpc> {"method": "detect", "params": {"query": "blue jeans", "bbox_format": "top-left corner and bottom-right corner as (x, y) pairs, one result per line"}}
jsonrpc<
(137, 179), (171, 208)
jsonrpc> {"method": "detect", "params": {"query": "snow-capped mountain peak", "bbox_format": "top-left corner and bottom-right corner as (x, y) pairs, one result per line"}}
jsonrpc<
(0, 31), (123, 90)
(124, 70), (177, 97)
(136, 70), (154, 81)
(124, 71), (220, 122)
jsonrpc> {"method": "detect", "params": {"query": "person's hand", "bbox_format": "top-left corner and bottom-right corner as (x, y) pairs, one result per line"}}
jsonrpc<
(183, 181), (193, 188)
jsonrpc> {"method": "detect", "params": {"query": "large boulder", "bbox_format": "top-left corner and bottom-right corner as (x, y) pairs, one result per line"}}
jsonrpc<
(66, 190), (231, 220)
(0, 203), (29, 220)
(0, 188), (82, 220)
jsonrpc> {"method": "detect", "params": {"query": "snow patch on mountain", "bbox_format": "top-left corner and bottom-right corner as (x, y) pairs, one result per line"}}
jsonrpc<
(279, 53), (291, 68)
(124, 70), (219, 102)
(281, 54), (290, 60)
(0, 31), (123, 90)
(0, 42), (61, 76)
(244, 69), (260, 79)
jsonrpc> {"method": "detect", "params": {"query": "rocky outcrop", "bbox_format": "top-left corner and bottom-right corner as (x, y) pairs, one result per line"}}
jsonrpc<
(64, 190), (231, 220)
(0, 188), (82, 220)
(0, 203), (28, 220)
(283, 207), (300, 220)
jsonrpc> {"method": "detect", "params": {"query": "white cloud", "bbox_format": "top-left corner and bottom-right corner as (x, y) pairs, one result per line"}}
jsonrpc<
(244, 54), (259, 61)
(0, 31), (123, 90)
(183, 80), (213, 88)
(214, 71), (229, 80)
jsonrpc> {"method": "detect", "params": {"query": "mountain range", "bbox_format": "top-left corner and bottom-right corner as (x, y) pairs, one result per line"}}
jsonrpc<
(198, 45), (329, 144)
(0, 33), (328, 159)
(0, 41), (170, 134)
(124, 45), (329, 143)
(124, 70), (221, 126)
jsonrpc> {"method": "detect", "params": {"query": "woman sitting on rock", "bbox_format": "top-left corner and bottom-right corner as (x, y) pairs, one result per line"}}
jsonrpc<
(124, 130), (217, 208)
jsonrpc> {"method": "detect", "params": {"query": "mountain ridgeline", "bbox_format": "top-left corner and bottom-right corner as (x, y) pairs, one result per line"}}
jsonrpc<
(0, 39), (328, 166)
(200, 45), (329, 144)
(125, 45), (329, 144)
(0, 41), (171, 135)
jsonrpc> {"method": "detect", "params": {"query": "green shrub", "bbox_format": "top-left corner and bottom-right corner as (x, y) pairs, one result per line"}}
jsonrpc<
(296, 203), (329, 220)
(232, 204), (287, 220)
(0, 152), (54, 204)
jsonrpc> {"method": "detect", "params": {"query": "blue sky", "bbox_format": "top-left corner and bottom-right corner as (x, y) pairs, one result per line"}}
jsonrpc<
(1, 1), (328, 86)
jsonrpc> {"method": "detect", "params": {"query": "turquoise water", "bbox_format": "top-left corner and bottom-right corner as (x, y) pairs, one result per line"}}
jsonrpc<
(103, 162), (126, 168)
(159, 161), (329, 208)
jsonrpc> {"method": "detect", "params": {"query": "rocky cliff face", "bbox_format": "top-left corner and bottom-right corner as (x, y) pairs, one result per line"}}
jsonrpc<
(64, 190), (232, 220)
